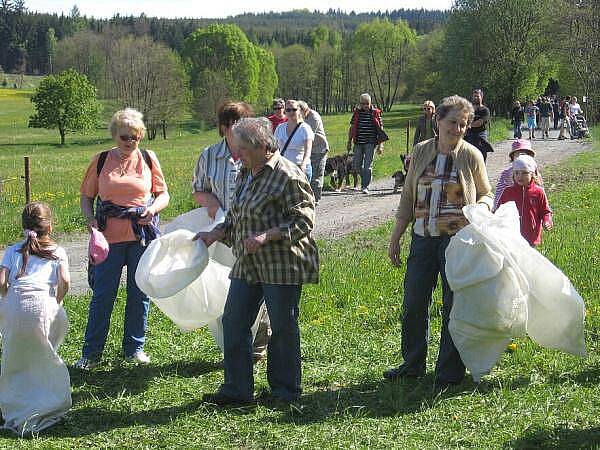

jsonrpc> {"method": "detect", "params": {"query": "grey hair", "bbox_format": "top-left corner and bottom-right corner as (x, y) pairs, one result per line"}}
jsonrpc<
(109, 108), (146, 138)
(436, 95), (475, 123)
(297, 100), (309, 113)
(231, 117), (278, 153)
(360, 93), (371, 103)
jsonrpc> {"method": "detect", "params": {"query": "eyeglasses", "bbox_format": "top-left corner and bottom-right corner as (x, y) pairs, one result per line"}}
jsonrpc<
(119, 134), (140, 142)
(423, 107), (433, 111)
(285, 108), (297, 112)
(273, 106), (284, 110)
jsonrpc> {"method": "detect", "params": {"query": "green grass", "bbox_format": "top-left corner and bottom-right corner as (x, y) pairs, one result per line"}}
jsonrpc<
(0, 73), (43, 90)
(0, 91), (420, 245)
(0, 129), (597, 448)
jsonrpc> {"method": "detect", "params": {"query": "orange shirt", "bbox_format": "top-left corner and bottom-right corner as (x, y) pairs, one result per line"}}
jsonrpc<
(80, 148), (168, 244)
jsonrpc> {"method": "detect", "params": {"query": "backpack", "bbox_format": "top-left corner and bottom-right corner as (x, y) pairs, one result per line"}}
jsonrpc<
(96, 149), (153, 176)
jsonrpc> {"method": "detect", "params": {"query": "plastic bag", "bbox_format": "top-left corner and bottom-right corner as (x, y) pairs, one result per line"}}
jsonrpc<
(135, 229), (209, 299)
(446, 202), (586, 382)
(88, 227), (109, 265)
(137, 207), (258, 350)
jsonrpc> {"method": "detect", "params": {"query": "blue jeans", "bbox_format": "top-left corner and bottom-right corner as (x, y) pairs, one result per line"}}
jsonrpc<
(82, 241), (150, 359)
(219, 278), (302, 401)
(401, 233), (465, 384)
(513, 121), (522, 138)
(353, 143), (376, 189)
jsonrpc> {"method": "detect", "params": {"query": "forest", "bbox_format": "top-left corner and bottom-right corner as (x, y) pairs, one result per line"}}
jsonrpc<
(1, 0), (598, 130)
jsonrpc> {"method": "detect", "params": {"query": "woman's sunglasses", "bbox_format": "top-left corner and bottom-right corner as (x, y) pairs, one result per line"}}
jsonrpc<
(285, 108), (297, 112)
(120, 134), (140, 142)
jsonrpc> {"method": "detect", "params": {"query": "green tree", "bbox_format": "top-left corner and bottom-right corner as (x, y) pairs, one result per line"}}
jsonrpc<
(441, 0), (555, 112)
(183, 24), (268, 124)
(352, 19), (417, 112)
(46, 27), (56, 74)
(29, 69), (100, 145)
(254, 46), (278, 114)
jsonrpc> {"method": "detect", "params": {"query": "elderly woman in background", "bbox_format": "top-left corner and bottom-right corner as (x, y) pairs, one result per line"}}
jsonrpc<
(298, 100), (329, 203)
(274, 99), (315, 181)
(192, 100), (271, 364)
(386, 95), (493, 391)
(195, 117), (319, 405)
(76, 108), (169, 370)
(413, 100), (438, 146)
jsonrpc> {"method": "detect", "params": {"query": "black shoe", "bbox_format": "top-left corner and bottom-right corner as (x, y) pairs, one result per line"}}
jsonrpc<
(256, 391), (300, 407)
(202, 392), (254, 407)
(383, 365), (425, 381)
(433, 380), (462, 394)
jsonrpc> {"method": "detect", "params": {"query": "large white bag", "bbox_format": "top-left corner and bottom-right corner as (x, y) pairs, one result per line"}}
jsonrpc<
(446, 202), (586, 382)
(137, 207), (258, 350)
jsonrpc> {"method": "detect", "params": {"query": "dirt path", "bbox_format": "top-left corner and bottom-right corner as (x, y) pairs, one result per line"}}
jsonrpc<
(3, 129), (593, 295)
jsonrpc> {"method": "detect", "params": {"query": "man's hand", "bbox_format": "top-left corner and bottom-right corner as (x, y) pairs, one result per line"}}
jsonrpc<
(86, 217), (98, 232)
(137, 206), (156, 225)
(192, 229), (222, 247)
(243, 232), (269, 254)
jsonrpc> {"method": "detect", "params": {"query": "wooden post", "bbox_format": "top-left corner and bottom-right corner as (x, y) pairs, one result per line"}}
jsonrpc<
(406, 120), (410, 154)
(24, 156), (31, 204)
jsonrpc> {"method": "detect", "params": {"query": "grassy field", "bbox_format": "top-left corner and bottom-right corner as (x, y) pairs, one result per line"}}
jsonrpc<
(0, 128), (597, 448)
(0, 88), (423, 245)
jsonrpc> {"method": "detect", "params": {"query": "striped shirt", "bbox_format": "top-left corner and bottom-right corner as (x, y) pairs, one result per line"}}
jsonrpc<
(192, 140), (241, 212)
(355, 109), (378, 144)
(413, 154), (467, 237)
(216, 152), (319, 285)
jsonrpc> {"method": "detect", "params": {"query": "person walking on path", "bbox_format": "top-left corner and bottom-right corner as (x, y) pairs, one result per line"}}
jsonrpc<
(539, 96), (553, 139)
(465, 89), (493, 161)
(347, 93), (386, 194)
(386, 95), (493, 392)
(498, 155), (553, 247)
(267, 98), (287, 132)
(192, 101), (271, 364)
(413, 100), (438, 146)
(274, 99), (314, 181)
(298, 101), (329, 203)
(511, 100), (525, 139)
(525, 100), (539, 140)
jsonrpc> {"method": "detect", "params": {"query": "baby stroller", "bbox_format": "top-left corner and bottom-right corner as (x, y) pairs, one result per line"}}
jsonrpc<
(571, 114), (590, 139)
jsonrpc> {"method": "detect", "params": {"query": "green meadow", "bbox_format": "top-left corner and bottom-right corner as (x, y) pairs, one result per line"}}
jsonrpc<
(0, 127), (596, 449)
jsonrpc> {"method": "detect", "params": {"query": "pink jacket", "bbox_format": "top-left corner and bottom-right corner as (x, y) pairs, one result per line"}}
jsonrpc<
(498, 180), (552, 246)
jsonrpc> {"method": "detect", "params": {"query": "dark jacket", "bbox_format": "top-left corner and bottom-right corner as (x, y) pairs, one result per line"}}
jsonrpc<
(413, 115), (438, 146)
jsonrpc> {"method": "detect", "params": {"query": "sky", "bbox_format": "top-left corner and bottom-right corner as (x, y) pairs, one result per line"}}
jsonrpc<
(24, 1), (453, 19)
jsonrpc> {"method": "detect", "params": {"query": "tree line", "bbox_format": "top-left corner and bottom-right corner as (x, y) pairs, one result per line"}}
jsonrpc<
(10, 0), (599, 145)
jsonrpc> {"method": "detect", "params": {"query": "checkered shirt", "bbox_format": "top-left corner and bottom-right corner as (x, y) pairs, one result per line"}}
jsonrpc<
(216, 152), (319, 285)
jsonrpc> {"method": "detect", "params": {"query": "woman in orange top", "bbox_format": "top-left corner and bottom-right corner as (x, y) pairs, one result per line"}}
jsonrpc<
(75, 108), (169, 370)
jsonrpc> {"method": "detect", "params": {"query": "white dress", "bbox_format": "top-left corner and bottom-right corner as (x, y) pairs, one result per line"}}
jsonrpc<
(0, 242), (71, 436)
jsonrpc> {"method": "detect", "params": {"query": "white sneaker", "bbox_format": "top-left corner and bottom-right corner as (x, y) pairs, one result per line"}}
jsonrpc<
(127, 351), (151, 364)
(361, 188), (369, 194)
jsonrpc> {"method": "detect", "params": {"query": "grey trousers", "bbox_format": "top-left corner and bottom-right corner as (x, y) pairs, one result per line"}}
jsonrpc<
(310, 151), (328, 202)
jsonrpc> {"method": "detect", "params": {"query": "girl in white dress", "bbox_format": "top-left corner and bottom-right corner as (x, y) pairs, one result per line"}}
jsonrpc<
(0, 202), (71, 436)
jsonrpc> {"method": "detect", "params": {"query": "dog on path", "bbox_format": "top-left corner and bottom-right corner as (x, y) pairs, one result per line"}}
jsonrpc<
(325, 153), (360, 191)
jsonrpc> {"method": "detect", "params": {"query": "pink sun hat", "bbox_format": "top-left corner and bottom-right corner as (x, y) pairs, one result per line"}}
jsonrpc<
(510, 139), (536, 159)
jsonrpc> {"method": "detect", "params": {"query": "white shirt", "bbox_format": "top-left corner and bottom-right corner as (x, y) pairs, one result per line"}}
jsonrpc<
(274, 122), (314, 165)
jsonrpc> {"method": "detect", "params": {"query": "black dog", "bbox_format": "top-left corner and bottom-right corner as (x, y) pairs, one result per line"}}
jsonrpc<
(325, 153), (360, 191)
(391, 154), (408, 193)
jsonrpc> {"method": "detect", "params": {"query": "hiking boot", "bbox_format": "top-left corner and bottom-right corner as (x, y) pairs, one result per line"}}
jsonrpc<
(383, 364), (425, 381)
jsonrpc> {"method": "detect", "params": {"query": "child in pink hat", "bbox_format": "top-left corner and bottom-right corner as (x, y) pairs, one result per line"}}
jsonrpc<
(493, 138), (545, 210)
(498, 155), (553, 246)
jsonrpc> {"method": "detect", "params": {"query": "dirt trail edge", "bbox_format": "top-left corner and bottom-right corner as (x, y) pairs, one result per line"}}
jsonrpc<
(4, 130), (593, 295)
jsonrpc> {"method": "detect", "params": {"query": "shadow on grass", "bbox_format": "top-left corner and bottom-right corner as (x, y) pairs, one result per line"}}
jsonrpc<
(506, 426), (600, 449)
(267, 375), (481, 424)
(69, 358), (221, 402)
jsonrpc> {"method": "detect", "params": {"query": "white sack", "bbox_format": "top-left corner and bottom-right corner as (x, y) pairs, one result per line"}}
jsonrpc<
(139, 207), (258, 350)
(135, 229), (209, 299)
(446, 202), (586, 382)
